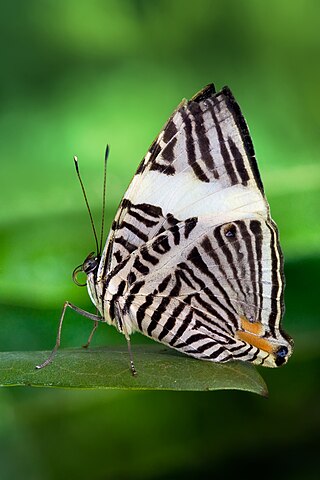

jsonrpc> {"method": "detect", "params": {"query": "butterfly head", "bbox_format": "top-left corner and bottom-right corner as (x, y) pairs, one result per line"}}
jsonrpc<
(72, 252), (100, 286)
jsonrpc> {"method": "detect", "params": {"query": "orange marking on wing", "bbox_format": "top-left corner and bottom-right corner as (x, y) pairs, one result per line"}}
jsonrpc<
(236, 331), (274, 354)
(240, 316), (263, 335)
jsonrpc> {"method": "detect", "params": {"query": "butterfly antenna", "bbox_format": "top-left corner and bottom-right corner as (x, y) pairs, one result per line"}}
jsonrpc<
(73, 156), (100, 255)
(99, 145), (109, 255)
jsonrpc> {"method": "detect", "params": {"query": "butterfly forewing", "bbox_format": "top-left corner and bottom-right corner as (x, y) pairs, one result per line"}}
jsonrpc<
(100, 85), (265, 272)
(88, 84), (293, 368)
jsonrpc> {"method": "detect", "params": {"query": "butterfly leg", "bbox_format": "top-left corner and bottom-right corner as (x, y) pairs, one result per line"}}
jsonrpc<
(35, 301), (103, 370)
(116, 318), (137, 376)
(82, 320), (99, 349)
(125, 334), (137, 377)
(114, 302), (137, 376)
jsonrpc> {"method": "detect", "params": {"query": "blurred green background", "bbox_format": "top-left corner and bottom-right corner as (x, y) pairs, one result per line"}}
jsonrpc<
(0, 1), (319, 479)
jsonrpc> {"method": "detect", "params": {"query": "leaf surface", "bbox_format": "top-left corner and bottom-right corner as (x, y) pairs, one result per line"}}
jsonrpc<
(0, 346), (268, 396)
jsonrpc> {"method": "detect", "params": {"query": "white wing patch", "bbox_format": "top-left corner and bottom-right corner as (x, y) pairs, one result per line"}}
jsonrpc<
(126, 171), (267, 221)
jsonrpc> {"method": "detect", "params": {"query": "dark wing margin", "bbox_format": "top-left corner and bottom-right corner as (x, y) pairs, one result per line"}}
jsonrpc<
(221, 86), (264, 193)
(191, 83), (216, 102)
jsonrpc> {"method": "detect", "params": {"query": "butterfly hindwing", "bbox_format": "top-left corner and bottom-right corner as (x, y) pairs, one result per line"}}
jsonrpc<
(107, 214), (287, 366)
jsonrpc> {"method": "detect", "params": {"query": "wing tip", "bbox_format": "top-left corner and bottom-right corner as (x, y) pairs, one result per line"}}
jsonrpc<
(191, 83), (216, 103)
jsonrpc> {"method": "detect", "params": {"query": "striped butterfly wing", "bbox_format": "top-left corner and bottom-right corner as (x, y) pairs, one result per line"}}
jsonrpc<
(100, 84), (264, 273)
(89, 84), (293, 367)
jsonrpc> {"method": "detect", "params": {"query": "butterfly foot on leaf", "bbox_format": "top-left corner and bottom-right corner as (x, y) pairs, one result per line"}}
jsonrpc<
(130, 360), (137, 377)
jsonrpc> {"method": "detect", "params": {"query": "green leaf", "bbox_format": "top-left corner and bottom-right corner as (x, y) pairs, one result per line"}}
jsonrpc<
(0, 346), (268, 396)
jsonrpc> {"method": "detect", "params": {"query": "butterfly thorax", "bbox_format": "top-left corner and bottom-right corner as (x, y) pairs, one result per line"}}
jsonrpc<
(86, 255), (136, 335)
(86, 270), (113, 326)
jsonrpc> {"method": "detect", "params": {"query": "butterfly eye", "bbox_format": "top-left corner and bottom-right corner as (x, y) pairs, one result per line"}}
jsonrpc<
(72, 252), (100, 287)
(224, 224), (236, 238)
(83, 252), (100, 275)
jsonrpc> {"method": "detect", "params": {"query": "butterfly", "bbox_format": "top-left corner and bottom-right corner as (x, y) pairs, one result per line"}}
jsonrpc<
(37, 84), (293, 373)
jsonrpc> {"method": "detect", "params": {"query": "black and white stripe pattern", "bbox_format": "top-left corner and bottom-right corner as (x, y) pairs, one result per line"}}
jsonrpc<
(87, 84), (293, 368)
